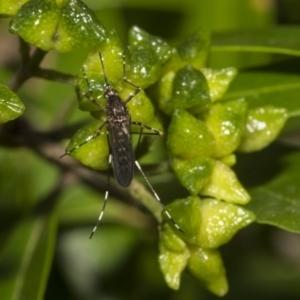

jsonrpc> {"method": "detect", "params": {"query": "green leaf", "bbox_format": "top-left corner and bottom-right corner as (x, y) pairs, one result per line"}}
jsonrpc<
(172, 66), (211, 111)
(155, 29), (212, 116)
(201, 98), (248, 158)
(177, 28), (211, 69)
(157, 66), (211, 115)
(198, 198), (255, 248)
(77, 32), (159, 127)
(76, 31), (123, 112)
(223, 60), (300, 117)
(201, 67), (237, 102)
(247, 151), (300, 233)
(220, 154), (236, 167)
(127, 26), (172, 88)
(159, 223), (189, 291)
(201, 160), (250, 205)
(158, 236), (190, 290)
(171, 157), (215, 195)
(238, 106), (288, 152)
(65, 122), (109, 171)
(126, 91), (158, 128)
(0, 0), (28, 17)
(0, 84), (25, 123)
(167, 109), (215, 160)
(212, 26), (300, 56)
(9, 0), (106, 52)
(187, 247), (228, 296)
(164, 196), (202, 245)
(0, 214), (57, 300)
(159, 223), (187, 253)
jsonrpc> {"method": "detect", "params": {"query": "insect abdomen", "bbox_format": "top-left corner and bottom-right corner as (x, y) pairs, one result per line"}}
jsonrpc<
(109, 125), (134, 187)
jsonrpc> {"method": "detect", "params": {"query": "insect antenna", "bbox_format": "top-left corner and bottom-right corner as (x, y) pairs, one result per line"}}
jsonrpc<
(121, 51), (141, 104)
(98, 52), (110, 87)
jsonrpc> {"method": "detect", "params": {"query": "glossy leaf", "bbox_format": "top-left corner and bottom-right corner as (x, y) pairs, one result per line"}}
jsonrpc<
(212, 26), (300, 56)
(159, 223), (187, 253)
(238, 106), (288, 152)
(201, 98), (248, 158)
(164, 196), (202, 245)
(187, 247), (228, 296)
(0, 84), (25, 123)
(126, 90), (158, 127)
(156, 29), (212, 116)
(0, 214), (57, 300)
(198, 198), (255, 248)
(157, 66), (211, 115)
(167, 109), (215, 160)
(201, 67), (237, 102)
(159, 195), (253, 294)
(158, 223), (190, 290)
(158, 243), (190, 290)
(127, 26), (172, 88)
(201, 160), (250, 205)
(10, 0), (106, 52)
(220, 154), (236, 167)
(77, 31), (124, 112)
(65, 122), (109, 170)
(247, 151), (300, 233)
(177, 28), (210, 69)
(172, 66), (210, 111)
(223, 60), (300, 117)
(77, 31), (158, 127)
(171, 157), (215, 195)
(0, 0), (28, 17)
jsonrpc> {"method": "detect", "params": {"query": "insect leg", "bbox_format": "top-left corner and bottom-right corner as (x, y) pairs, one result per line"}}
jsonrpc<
(82, 66), (106, 111)
(132, 122), (183, 233)
(122, 52), (141, 104)
(90, 153), (111, 239)
(134, 160), (184, 233)
(131, 122), (163, 136)
(61, 64), (108, 158)
(98, 52), (110, 87)
(60, 121), (107, 158)
(131, 122), (163, 159)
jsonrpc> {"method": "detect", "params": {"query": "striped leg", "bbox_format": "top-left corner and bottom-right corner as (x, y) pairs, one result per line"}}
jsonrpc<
(131, 121), (163, 153)
(134, 160), (183, 233)
(60, 122), (107, 158)
(132, 122), (184, 233)
(90, 151), (112, 239)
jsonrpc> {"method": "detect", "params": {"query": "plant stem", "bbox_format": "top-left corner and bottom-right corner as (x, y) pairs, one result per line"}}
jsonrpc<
(7, 37), (76, 91)
(7, 42), (46, 91)
(129, 179), (162, 223)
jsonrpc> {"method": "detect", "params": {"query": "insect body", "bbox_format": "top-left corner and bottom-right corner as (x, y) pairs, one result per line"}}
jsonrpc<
(105, 86), (134, 187)
(62, 52), (183, 238)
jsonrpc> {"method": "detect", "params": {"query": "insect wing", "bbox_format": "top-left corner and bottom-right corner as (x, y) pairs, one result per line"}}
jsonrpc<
(109, 124), (134, 187)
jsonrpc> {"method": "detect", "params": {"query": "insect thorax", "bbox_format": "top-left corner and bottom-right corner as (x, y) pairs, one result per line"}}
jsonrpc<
(105, 88), (131, 126)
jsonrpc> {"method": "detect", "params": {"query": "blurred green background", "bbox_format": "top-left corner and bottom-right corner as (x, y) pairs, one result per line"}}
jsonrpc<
(1, 0), (300, 299)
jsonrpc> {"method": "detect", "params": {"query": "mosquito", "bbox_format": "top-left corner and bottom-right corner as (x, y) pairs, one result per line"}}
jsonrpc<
(61, 52), (183, 238)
